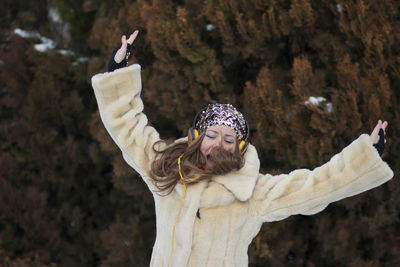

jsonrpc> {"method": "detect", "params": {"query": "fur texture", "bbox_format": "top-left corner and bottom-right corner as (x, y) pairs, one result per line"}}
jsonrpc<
(92, 65), (394, 267)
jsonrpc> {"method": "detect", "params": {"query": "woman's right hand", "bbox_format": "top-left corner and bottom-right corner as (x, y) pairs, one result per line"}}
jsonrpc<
(371, 120), (388, 157)
(114, 30), (139, 63)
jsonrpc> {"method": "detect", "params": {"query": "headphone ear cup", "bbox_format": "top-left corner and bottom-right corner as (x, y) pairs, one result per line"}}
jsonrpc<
(188, 128), (199, 145)
(239, 140), (249, 155)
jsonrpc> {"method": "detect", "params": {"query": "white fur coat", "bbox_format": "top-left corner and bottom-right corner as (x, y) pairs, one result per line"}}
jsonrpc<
(92, 64), (393, 267)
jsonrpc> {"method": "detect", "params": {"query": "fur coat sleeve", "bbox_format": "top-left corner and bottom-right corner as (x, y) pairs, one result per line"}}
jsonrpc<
(250, 134), (394, 223)
(91, 64), (161, 189)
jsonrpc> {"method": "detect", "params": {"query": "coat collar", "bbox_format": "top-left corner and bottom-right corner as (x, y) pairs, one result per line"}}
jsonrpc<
(174, 143), (260, 207)
(210, 144), (260, 201)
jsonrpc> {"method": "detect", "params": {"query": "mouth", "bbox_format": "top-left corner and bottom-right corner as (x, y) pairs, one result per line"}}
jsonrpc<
(205, 154), (213, 169)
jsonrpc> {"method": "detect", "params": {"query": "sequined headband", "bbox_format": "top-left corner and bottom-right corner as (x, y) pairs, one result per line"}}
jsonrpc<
(194, 103), (248, 140)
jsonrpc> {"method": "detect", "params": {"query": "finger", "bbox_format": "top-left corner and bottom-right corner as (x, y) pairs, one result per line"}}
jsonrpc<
(114, 35), (128, 63)
(370, 120), (383, 144)
(381, 121), (388, 132)
(371, 120), (382, 137)
(121, 35), (128, 49)
(121, 35), (126, 44)
(127, 30), (139, 44)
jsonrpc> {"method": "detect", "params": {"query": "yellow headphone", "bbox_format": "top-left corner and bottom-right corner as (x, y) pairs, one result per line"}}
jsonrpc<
(188, 109), (250, 155)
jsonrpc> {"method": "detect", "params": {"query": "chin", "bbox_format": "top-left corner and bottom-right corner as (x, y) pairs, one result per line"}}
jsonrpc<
(205, 161), (214, 170)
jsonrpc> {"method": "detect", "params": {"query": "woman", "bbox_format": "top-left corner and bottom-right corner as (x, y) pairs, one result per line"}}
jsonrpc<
(92, 31), (393, 267)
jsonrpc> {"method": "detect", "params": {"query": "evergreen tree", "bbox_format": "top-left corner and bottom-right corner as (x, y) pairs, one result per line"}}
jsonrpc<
(0, 0), (399, 266)
(87, 0), (399, 266)
(0, 34), (140, 266)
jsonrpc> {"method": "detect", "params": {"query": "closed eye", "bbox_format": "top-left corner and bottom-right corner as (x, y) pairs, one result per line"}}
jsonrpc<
(225, 138), (235, 144)
(206, 133), (216, 138)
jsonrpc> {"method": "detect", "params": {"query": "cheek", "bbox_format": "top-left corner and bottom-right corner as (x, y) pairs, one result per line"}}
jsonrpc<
(227, 144), (236, 154)
(200, 139), (209, 155)
(220, 141), (235, 154)
(225, 139), (237, 153)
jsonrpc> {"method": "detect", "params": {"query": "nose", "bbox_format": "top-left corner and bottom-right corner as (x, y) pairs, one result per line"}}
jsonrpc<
(211, 136), (223, 149)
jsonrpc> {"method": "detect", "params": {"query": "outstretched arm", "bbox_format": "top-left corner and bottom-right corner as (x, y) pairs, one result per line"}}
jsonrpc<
(250, 121), (393, 223)
(92, 31), (161, 190)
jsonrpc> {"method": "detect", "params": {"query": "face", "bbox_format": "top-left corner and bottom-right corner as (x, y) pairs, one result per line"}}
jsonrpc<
(200, 125), (237, 169)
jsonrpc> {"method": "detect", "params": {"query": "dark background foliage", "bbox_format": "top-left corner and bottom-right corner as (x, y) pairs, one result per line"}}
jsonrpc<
(0, 0), (399, 266)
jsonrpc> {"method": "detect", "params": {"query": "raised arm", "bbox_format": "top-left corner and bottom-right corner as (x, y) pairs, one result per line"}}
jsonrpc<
(250, 123), (393, 223)
(91, 31), (161, 189)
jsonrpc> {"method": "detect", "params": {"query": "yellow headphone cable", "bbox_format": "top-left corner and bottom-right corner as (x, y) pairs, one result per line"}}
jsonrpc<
(168, 154), (200, 267)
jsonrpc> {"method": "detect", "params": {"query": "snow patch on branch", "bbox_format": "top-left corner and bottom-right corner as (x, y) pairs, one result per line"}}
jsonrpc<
(59, 49), (75, 56)
(326, 103), (333, 113)
(305, 96), (326, 105)
(72, 57), (89, 66)
(14, 28), (56, 52)
(305, 96), (333, 113)
(49, 7), (62, 23)
(13, 28), (79, 61)
(34, 40), (56, 52)
(206, 24), (216, 31)
(14, 28), (38, 39)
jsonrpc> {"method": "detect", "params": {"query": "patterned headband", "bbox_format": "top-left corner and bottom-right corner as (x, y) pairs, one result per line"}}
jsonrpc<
(194, 103), (248, 140)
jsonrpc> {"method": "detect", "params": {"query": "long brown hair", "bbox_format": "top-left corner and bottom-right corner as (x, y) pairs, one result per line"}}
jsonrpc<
(149, 132), (244, 195)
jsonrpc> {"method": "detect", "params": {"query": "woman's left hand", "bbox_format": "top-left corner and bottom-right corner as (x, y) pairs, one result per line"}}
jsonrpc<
(371, 120), (388, 144)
